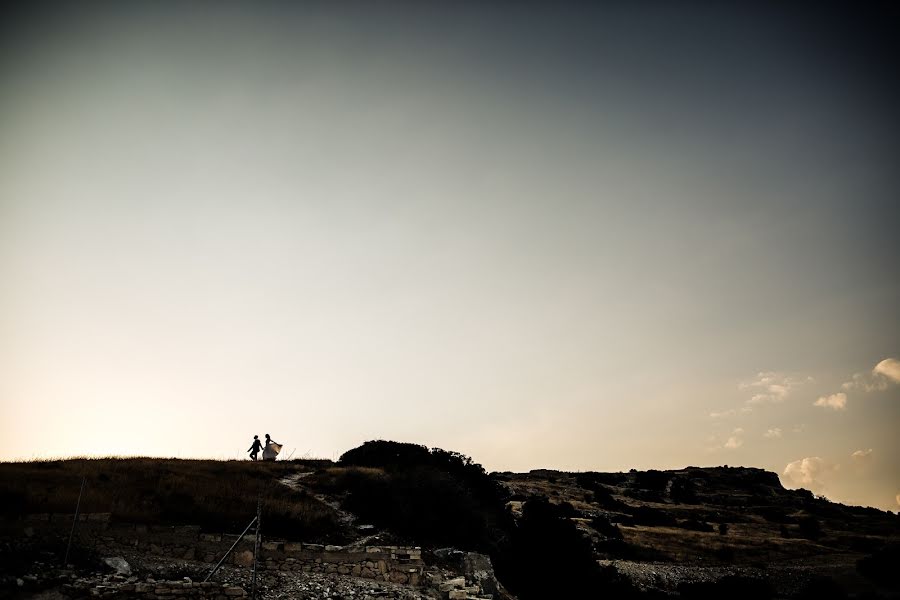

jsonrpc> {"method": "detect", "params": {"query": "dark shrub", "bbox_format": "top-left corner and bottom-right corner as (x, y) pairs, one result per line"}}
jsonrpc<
(594, 486), (627, 510)
(338, 440), (431, 468)
(758, 506), (792, 523)
(0, 489), (26, 515)
(341, 465), (494, 549)
(795, 576), (847, 599)
(633, 470), (670, 492)
(339, 442), (650, 598)
(670, 477), (698, 503)
(335, 442), (511, 552)
(575, 474), (627, 510)
(556, 501), (578, 518)
(857, 543), (900, 588)
(846, 535), (884, 553)
(631, 505), (677, 527)
(678, 518), (714, 532)
(575, 473), (593, 489)
(591, 515), (624, 540)
(593, 537), (627, 555)
(793, 488), (815, 501)
(797, 516), (822, 540)
(497, 497), (638, 599)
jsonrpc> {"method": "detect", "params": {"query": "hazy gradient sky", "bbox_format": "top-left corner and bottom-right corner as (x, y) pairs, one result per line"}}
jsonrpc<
(1, 2), (898, 510)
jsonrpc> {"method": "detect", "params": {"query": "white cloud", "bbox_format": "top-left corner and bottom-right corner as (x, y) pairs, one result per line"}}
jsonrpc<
(851, 448), (874, 461)
(724, 436), (742, 449)
(814, 392), (847, 410)
(723, 427), (744, 449)
(712, 370), (813, 421)
(841, 372), (888, 392)
(741, 372), (812, 405)
(850, 449), (875, 474)
(841, 357), (900, 392)
(781, 457), (837, 492)
(874, 358), (900, 384)
(709, 408), (737, 419)
(708, 406), (752, 419)
(763, 427), (782, 439)
(896, 493), (900, 508)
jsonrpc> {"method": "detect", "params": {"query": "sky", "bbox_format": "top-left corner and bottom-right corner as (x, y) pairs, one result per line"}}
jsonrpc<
(1, 2), (898, 511)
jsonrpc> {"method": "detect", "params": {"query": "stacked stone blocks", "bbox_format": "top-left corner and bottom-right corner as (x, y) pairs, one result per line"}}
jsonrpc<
(8, 514), (424, 586)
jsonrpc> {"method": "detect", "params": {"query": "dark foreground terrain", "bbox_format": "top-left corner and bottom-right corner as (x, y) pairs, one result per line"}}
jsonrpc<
(1, 441), (898, 599)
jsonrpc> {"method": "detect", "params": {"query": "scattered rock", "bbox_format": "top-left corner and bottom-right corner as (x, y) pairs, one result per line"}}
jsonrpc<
(224, 586), (246, 596)
(102, 556), (132, 576)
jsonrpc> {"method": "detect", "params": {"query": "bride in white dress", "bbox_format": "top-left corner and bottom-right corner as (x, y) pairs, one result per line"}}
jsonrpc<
(262, 433), (282, 461)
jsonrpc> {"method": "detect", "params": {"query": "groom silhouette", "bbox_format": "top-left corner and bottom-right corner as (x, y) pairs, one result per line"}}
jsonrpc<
(248, 435), (263, 461)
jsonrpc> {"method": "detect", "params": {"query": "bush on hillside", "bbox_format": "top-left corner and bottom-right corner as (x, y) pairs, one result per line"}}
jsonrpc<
(633, 470), (670, 493)
(857, 543), (900, 588)
(338, 440), (431, 468)
(590, 515), (624, 540)
(797, 516), (822, 540)
(339, 441), (503, 509)
(757, 506), (793, 523)
(331, 441), (512, 552)
(496, 497), (638, 599)
(336, 442), (642, 599)
(574, 474), (627, 510)
(795, 576), (847, 599)
(670, 477), (699, 503)
(678, 518), (714, 532)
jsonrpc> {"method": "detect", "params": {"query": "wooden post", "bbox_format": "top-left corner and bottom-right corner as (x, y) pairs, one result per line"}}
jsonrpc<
(63, 476), (86, 566)
(203, 517), (257, 582)
(251, 495), (261, 600)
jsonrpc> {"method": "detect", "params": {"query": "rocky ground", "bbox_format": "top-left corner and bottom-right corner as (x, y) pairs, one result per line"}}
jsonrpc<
(1, 550), (490, 600)
(602, 554), (871, 597)
(3, 454), (899, 599)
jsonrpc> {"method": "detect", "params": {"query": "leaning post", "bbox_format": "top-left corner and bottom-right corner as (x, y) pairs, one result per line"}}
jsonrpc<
(203, 517), (257, 582)
(63, 476), (86, 566)
(251, 494), (262, 600)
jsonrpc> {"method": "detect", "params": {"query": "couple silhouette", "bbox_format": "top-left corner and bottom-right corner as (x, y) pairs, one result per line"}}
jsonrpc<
(248, 434), (282, 461)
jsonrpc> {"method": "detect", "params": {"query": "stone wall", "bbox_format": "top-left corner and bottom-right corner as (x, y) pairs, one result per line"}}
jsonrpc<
(2, 514), (424, 585)
(74, 579), (246, 599)
(255, 542), (423, 585)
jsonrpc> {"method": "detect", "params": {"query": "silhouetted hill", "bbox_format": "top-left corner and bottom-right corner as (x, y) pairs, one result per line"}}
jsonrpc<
(2, 443), (898, 599)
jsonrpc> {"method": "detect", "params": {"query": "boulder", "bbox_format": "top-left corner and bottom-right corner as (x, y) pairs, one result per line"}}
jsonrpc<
(463, 552), (501, 597)
(102, 557), (132, 576)
(432, 549), (503, 597)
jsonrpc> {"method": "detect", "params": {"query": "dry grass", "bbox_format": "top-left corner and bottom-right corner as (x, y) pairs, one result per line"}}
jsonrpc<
(0, 457), (343, 541)
(502, 466), (900, 571)
(621, 523), (837, 564)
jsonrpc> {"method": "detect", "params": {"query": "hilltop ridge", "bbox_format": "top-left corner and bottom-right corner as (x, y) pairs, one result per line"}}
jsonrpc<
(1, 442), (898, 599)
